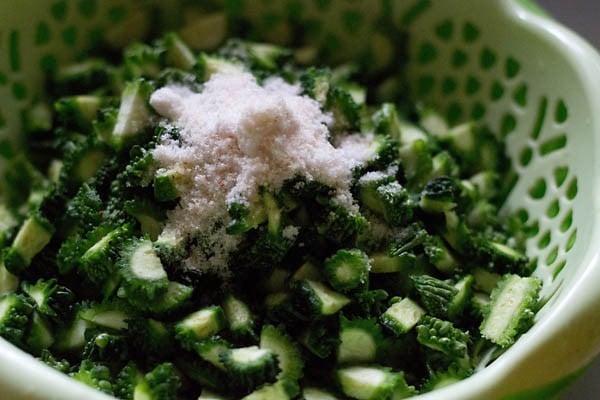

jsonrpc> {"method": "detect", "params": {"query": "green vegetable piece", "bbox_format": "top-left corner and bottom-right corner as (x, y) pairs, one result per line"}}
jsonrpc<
(337, 316), (382, 364)
(148, 281), (194, 314)
(416, 315), (470, 359)
(21, 278), (74, 322)
(324, 248), (370, 292)
(54, 95), (105, 131)
(302, 387), (338, 400)
(175, 305), (225, 349)
(3, 214), (54, 274)
(420, 176), (459, 213)
(369, 252), (415, 274)
(123, 198), (165, 241)
(448, 275), (474, 320)
(70, 360), (114, 395)
(133, 362), (182, 400)
(480, 274), (541, 347)
(372, 103), (402, 139)
(107, 79), (155, 151)
(223, 294), (256, 340)
(123, 42), (165, 80)
(163, 32), (196, 70)
(194, 53), (245, 82)
(337, 366), (412, 400)
(0, 293), (34, 347)
(153, 168), (180, 201)
(291, 261), (322, 282)
(293, 279), (351, 317)
(79, 302), (130, 331)
(220, 345), (280, 394)
(25, 311), (54, 353)
(397, 138), (434, 190)
(423, 235), (459, 274)
(380, 297), (425, 335)
(358, 173), (413, 227)
(327, 86), (362, 132)
(195, 337), (231, 370)
(79, 224), (133, 285)
(411, 275), (458, 319)
(241, 379), (298, 400)
(300, 67), (331, 105)
(118, 237), (169, 304)
(0, 261), (19, 296)
(260, 324), (304, 382)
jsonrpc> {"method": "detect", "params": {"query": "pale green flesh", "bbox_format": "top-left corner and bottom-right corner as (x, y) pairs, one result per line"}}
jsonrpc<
(231, 346), (268, 363)
(306, 280), (350, 315)
(0, 264), (19, 296)
(113, 87), (150, 139)
(384, 298), (425, 333)
(0, 298), (11, 320)
(481, 276), (532, 344)
(338, 327), (377, 363)
(12, 217), (52, 265)
(302, 387), (338, 400)
(182, 309), (221, 339)
(130, 242), (167, 281)
(338, 367), (387, 399)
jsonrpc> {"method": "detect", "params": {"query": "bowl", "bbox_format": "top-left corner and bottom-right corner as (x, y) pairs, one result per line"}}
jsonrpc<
(2, 0), (600, 399)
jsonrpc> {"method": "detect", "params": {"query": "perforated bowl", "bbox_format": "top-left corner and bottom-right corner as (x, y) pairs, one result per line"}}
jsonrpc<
(2, 1), (600, 399)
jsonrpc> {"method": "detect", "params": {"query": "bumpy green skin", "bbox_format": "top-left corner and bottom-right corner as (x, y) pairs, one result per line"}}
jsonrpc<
(416, 316), (470, 359)
(70, 359), (115, 395)
(411, 275), (459, 319)
(21, 278), (75, 322)
(260, 325), (304, 382)
(134, 362), (182, 400)
(0, 293), (34, 347)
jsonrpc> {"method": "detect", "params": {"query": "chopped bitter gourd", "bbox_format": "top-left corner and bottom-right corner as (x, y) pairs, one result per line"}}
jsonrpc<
(106, 79), (155, 151)
(411, 275), (458, 319)
(259, 324), (304, 382)
(175, 305), (226, 349)
(3, 214), (54, 274)
(223, 294), (256, 340)
(337, 366), (413, 400)
(0, 293), (34, 347)
(293, 279), (351, 317)
(241, 379), (298, 400)
(480, 274), (541, 346)
(337, 316), (383, 364)
(380, 297), (425, 335)
(118, 237), (169, 304)
(220, 345), (280, 394)
(324, 248), (370, 292)
(416, 316), (470, 359)
(195, 337), (231, 370)
(0, 262), (19, 297)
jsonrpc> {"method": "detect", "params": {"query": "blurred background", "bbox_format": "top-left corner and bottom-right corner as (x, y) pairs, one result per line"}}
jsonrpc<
(535, 0), (600, 398)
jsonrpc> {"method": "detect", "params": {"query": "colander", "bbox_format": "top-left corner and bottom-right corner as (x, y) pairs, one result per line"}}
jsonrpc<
(1, 0), (600, 399)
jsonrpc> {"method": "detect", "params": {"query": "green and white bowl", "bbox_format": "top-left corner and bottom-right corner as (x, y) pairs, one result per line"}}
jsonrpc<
(2, 0), (600, 399)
